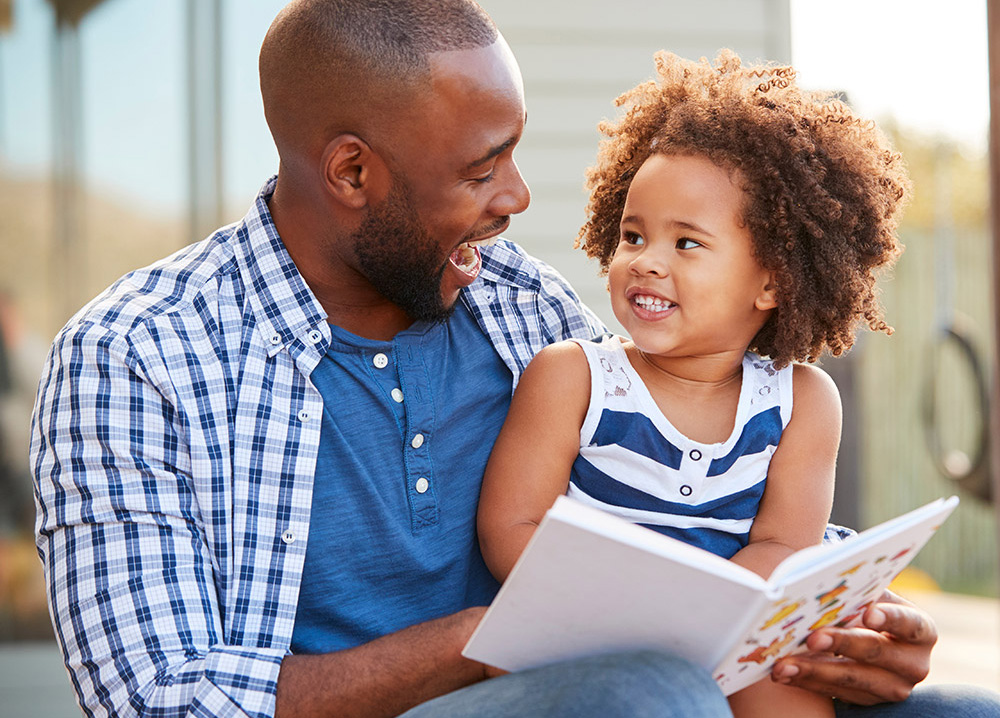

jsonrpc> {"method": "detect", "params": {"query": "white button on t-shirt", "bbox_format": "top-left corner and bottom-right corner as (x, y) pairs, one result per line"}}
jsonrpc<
(415, 478), (429, 494)
(373, 353), (389, 369)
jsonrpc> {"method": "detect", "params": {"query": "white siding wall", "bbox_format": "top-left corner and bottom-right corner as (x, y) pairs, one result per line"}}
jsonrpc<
(477, 0), (791, 328)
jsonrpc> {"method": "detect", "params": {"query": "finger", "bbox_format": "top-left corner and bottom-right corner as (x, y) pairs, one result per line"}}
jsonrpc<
(863, 601), (938, 647)
(773, 655), (914, 705)
(804, 626), (929, 685)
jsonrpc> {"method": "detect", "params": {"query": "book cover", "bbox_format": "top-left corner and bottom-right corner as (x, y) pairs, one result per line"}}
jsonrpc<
(463, 494), (958, 695)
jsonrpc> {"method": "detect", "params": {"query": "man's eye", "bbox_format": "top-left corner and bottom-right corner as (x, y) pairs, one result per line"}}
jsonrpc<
(677, 238), (701, 250)
(472, 169), (496, 183)
(622, 231), (644, 246)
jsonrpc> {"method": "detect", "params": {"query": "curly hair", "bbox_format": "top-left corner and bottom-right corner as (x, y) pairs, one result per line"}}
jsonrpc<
(577, 50), (911, 366)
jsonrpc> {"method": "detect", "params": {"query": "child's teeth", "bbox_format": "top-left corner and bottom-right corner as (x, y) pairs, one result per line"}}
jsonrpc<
(634, 295), (673, 311)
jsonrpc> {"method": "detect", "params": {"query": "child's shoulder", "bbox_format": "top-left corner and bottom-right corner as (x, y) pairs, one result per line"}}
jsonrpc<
(790, 362), (841, 416)
(517, 338), (595, 401)
(525, 338), (592, 377)
(538, 333), (621, 360)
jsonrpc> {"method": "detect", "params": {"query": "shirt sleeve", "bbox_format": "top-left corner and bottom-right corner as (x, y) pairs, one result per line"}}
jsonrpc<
(533, 260), (607, 344)
(30, 320), (284, 718)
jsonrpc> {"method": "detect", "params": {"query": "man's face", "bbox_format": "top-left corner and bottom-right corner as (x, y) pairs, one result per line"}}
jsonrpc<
(370, 37), (531, 315)
(353, 176), (454, 323)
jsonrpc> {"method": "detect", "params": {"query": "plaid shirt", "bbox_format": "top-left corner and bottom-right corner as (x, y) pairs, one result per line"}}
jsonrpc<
(30, 177), (606, 718)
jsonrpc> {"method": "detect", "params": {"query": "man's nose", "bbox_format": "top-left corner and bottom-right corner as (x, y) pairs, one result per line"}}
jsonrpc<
(493, 159), (531, 216)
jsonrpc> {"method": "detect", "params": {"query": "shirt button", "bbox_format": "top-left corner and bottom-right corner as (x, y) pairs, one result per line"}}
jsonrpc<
(411, 433), (424, 449)
(281, 529), (296, 544)
(373, 353), (389, 369)
(307, 329), (323, 344)
(415, 477), (429, 494)
(689, 449), (702, 461)
(269, 333), (282, 346)
(297, 409), (311, 422)
(391, 388), (404, 403)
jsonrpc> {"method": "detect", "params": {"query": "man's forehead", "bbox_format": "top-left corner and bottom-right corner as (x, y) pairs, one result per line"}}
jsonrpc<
(427, 37), (523, 96)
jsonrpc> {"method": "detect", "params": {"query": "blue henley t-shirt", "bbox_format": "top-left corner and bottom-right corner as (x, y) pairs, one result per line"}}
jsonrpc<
(290, 300), (512, 653)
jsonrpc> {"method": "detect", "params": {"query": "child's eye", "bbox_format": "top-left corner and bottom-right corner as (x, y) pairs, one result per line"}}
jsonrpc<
(622, 231), (645, 246)
(676, 238), (701, 250)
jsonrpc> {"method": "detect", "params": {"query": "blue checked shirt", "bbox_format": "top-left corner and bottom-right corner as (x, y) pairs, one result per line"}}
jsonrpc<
(30, 176), (606, 718)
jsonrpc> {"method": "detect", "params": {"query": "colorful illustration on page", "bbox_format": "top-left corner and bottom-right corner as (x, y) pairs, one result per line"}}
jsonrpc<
(713, 541), (921, 694)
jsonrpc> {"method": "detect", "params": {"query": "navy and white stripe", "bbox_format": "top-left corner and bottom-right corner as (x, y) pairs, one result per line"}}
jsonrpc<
(29, 176), (605, 718)
(567, 335), (793, 558)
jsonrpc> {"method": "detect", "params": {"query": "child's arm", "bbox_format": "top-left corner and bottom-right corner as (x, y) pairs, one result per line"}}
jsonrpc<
(477, 341), (591, 582)
(730, 363), (842, 579)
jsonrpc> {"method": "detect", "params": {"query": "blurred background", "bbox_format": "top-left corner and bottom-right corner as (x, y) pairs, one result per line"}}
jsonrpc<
(0, 0), (996, 714)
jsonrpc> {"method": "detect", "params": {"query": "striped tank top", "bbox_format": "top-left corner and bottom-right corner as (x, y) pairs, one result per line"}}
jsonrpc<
(567, 335), (793, 559)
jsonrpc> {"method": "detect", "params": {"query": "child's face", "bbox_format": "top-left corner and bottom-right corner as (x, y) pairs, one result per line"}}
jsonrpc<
(608, 153), (776, 361)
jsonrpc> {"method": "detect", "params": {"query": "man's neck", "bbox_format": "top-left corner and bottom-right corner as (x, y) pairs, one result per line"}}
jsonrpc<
(268, 180), (416, 341)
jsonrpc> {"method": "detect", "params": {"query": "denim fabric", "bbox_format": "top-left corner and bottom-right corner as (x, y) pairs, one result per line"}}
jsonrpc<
(400, 651), (734, 718)
(835, 684), (1000, 718)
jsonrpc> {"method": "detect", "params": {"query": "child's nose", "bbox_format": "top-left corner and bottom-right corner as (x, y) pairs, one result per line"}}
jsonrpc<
(630, 247), (669, 277)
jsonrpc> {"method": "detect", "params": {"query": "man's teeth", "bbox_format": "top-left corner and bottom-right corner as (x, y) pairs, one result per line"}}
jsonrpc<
(633, 295), (676, 312)
(453, 237), (497, 269)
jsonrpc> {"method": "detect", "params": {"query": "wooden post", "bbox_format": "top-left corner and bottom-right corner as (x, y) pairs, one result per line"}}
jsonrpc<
(988, 0), (1000, 575)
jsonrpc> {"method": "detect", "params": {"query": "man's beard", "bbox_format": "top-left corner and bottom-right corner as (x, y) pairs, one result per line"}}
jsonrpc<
(353, 179), (455, 324)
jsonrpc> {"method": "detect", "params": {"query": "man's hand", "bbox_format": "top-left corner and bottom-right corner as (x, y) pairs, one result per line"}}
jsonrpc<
(771, 591), (936, 705)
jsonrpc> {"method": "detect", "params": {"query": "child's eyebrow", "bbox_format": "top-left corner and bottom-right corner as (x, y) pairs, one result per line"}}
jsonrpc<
(672, 219), (714, 237)
(621, 215), (715, 238)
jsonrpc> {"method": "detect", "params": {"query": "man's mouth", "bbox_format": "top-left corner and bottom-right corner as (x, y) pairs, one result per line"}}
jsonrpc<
(449, 236), (499, 276)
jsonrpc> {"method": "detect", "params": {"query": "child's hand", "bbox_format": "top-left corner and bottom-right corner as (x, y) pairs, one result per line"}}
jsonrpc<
(770, 591), (936, 705)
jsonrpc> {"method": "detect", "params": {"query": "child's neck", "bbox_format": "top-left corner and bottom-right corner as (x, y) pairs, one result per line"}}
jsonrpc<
(625, 343), (747, 445)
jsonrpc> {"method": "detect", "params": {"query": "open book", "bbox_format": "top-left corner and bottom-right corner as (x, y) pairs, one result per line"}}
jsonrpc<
(463, 494), (958, 695)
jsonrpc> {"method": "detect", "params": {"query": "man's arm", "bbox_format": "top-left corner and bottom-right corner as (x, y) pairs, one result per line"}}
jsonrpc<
(276, 608), (496, 718)
(33, 318), (502, 718)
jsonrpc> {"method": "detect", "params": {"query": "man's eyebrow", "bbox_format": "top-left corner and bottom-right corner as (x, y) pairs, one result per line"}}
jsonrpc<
(464, 135), (518, 171)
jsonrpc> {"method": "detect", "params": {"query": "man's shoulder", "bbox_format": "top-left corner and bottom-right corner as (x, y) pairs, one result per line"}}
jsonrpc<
(58, 224), (242, 345)
(480, 239), (578, 294)
(472, 238), (607, 346)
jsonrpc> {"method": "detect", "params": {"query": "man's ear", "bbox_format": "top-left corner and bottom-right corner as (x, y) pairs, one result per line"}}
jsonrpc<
(755, 272), (778, 311)
(320, 134), (386, 210)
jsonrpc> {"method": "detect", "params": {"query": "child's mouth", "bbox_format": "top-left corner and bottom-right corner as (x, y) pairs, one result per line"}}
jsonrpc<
(632, 294), (677, 313)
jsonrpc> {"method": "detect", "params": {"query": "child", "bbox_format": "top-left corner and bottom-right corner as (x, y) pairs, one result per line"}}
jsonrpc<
(477, 50), (910, 718)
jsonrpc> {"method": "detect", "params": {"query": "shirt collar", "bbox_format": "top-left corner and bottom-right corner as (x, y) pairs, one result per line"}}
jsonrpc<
(233, 176), (543, 355)
(233, 176), (328, 356)
(475, 240), (543, 292)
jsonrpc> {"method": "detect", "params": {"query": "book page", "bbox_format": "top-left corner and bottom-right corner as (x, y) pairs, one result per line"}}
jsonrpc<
(463, 497), (770, 674)
(712, 496), (958, 695)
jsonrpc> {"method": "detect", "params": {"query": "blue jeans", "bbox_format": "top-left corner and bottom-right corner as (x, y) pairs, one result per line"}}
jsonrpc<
(400, 651), (1000, 718)
(836, 684), (1000, 717)
(399, 650), (732, 717)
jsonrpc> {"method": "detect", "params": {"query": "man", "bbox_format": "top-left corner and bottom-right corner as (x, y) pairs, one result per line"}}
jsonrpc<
(30, 1), (1000, 717)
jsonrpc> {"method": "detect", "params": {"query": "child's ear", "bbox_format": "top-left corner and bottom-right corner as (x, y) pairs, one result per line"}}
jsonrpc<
(755, 273), (778, 311)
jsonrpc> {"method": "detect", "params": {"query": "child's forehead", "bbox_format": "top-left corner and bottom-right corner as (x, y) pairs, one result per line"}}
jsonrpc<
(630, 153), (745, 199)
(623, 153), (750, 231)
